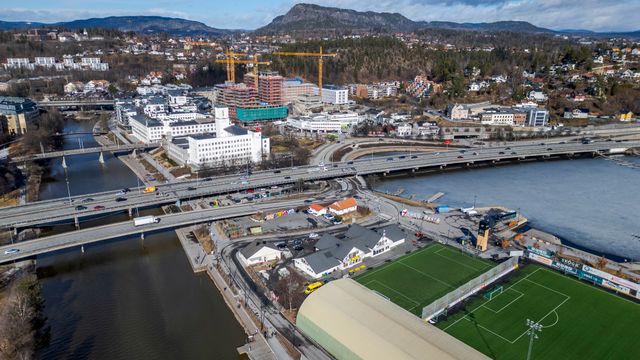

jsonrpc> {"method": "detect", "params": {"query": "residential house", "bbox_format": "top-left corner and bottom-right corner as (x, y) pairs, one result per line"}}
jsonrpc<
(308, 204), (327, 216)
(239, 241), (290, 266)
(328, 198), (358, 216)
(293, 224), (408, 279)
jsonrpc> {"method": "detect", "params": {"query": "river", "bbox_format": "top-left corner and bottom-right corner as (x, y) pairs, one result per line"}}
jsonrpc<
(373, 156), (640, 261)
(35, 118), (245, 359)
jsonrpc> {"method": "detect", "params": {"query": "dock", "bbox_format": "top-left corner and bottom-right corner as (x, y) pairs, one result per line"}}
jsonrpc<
(427, 192), (445, 203)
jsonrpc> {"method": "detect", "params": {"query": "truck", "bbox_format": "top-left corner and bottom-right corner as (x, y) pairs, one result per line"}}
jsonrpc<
(133, 216), (160, 227)
(143, 186), (157, 193)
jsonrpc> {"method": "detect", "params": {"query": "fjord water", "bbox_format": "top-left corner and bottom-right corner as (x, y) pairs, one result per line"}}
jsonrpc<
(36, 119), (245, 359)
(374, 156), (640, 260)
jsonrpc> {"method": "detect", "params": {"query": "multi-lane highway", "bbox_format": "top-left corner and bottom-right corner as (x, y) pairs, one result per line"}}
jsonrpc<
(1, 140), (638, 229)
(0, 197), (332, 264)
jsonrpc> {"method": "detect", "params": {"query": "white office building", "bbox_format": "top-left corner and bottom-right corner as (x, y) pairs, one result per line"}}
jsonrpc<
(314, 85), (349, 105)
(287, 112), (361, 133)
(166, 107), (270, 168)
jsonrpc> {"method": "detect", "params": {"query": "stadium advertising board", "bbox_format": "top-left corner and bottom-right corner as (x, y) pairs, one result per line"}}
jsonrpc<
(528, 252), (553, 266)
(527, 246), (554, 258)
(581, 265), (640, 292)
(552, 260), (579, 276)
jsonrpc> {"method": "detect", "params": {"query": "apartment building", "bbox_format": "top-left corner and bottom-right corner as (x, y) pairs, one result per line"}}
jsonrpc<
(315, 85), (349, 105)
(0, 96), (39, 135)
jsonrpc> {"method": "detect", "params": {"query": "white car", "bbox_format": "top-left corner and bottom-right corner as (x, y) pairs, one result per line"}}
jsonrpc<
(4, 249), (19, 255)
(309, 233), (319, 239)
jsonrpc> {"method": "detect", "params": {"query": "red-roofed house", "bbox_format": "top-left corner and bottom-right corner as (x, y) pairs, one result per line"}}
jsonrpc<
(308, 204), (327, 216)
(328, 198), (358, 216)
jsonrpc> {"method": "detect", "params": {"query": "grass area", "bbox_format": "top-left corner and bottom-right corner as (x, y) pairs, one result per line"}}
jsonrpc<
(356, 243), (495, 316)
(437, 264), (640, 359)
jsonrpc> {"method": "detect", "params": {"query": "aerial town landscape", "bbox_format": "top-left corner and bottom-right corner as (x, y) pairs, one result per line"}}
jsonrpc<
(0, 1), (639, 359)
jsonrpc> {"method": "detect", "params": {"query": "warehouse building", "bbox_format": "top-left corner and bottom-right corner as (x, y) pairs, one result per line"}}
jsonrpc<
(297, 279), (489, 360)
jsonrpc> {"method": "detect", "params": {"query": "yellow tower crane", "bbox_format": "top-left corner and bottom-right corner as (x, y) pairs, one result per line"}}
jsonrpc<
(271, 47), (337, 97)
(214, 50), (270, 83)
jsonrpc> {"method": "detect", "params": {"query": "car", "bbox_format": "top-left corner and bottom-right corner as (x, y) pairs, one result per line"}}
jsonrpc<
(284, 176), (291, 179)
(540, 142), (546, 145)
(505, 147), (511, 150)
(333, 164), (338, 168)
(275, 242), (287, 249)
(386, 157), (393, 161)
(498, 151), (505, 155)
(75, 205), (87, 211)
(122, 188), (131, 193)
(459, 150), (466, 153)
(115, 197), (127, 202)
(82, 198), (94, 203)
(4, 249), (19, 255)
(546, 148), (553, 151)
(472, 152), (478, 155)
(511, 151), (517, 155)
(293, 239), (303, 246)
(457, 155), (464, 159)
(203, 177), (212, 182)
(332, 219), (343, 225)
(94, 205), (106, 210)
(559, 141), (566, 144)
(347, 161), (354, 165)
(273, 170), (281, 174)
(115, 191), (126, 196)
(399, 155), (406, 159)
(304, 199), (312, 203)
(379, 138), (384, 141)
(411, 155), (418, 159)
(293, 244), (304, 251)
(318, 162), (325, 167)
(308, 233), (319, 239)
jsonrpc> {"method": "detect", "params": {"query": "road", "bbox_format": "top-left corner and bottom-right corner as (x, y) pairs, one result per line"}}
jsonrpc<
(1, 140), (638, 228)
(10, 142), (158, 162)
(0, 197), (341, 264)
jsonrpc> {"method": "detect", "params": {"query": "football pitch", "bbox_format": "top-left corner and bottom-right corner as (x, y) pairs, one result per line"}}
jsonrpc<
(437, 264), (640, 359)
(356, 243), (495, 316)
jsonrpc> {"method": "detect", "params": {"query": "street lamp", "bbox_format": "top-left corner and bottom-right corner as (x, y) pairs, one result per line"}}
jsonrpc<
(526, 319), (543, 360)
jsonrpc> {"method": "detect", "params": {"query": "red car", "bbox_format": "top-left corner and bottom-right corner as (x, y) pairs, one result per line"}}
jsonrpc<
(94, 205), (106, 211)
(457, 155), (464, 159)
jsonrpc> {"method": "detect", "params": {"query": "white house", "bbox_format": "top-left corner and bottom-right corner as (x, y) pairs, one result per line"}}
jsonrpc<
(328, 198), (358, 216)
(239, 241), (290, 266)
(294, 224), (407, 279)
(396, 123), (413, 137)
(528, 91), (548, 102)
(308, 204), (327, 216)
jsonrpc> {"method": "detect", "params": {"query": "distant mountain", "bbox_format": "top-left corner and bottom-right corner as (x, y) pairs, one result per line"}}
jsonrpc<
(258, 3), (640, 37)
(257, 3), (418, 34)
(0, 20), (45, 29)
(0, 16), (230, 36)
(417, 20), (553, 33)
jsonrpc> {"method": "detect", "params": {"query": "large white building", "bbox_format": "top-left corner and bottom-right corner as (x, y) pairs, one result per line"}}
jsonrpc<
(165, 107), (270, 168)
(287, 111), (361, 133)
(294, 224), (408, 279)
(315, 85), (349, 105)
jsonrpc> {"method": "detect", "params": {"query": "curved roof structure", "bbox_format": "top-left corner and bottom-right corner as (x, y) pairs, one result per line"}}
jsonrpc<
(297, 279), (489, 360)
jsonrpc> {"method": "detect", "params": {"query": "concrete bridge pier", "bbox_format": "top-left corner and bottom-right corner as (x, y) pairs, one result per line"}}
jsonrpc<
(61, 156), (67, 169)
(140, 232), (145, 240)
(128, 208), (133, 218)
(98, 151), (105, 164)
(81, 245), (85, 253)
(74, 216), (79, 229)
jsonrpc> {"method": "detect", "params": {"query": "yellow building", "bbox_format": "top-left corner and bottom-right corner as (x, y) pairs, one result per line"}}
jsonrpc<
(0, 96), (39, 135)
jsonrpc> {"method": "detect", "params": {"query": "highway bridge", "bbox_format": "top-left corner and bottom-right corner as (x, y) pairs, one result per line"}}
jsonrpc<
(10, 142), (159, 162)
(0, 140), (638, 229)
(0, 198), (323, 264)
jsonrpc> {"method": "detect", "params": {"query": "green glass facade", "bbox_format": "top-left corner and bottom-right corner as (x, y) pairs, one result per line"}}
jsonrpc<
(236, 106), (288, 123)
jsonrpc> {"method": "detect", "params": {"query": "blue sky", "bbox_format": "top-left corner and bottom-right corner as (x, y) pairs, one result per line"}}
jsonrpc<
(2, 0), (639, 32)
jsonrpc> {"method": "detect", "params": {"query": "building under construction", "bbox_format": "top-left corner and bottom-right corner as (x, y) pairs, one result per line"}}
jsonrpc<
(215, 79), (288, 123)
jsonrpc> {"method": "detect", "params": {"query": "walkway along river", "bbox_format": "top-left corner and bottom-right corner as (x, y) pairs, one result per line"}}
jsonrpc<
(35, 118), (245, 359)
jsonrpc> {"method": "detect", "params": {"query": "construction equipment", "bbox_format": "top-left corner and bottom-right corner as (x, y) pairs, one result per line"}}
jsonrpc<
(215, 50), (270, 83)
(271, 47), (337, 97)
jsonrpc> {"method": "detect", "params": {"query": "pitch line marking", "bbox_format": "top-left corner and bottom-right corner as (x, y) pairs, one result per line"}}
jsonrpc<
(433, 249), (486, 272)
(435, 247), (493, 270)
(368, 279), (421, 307)
(442, 268), (542, 332)
(397, 261), (456, 289)
(481, 288), (525, 314)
